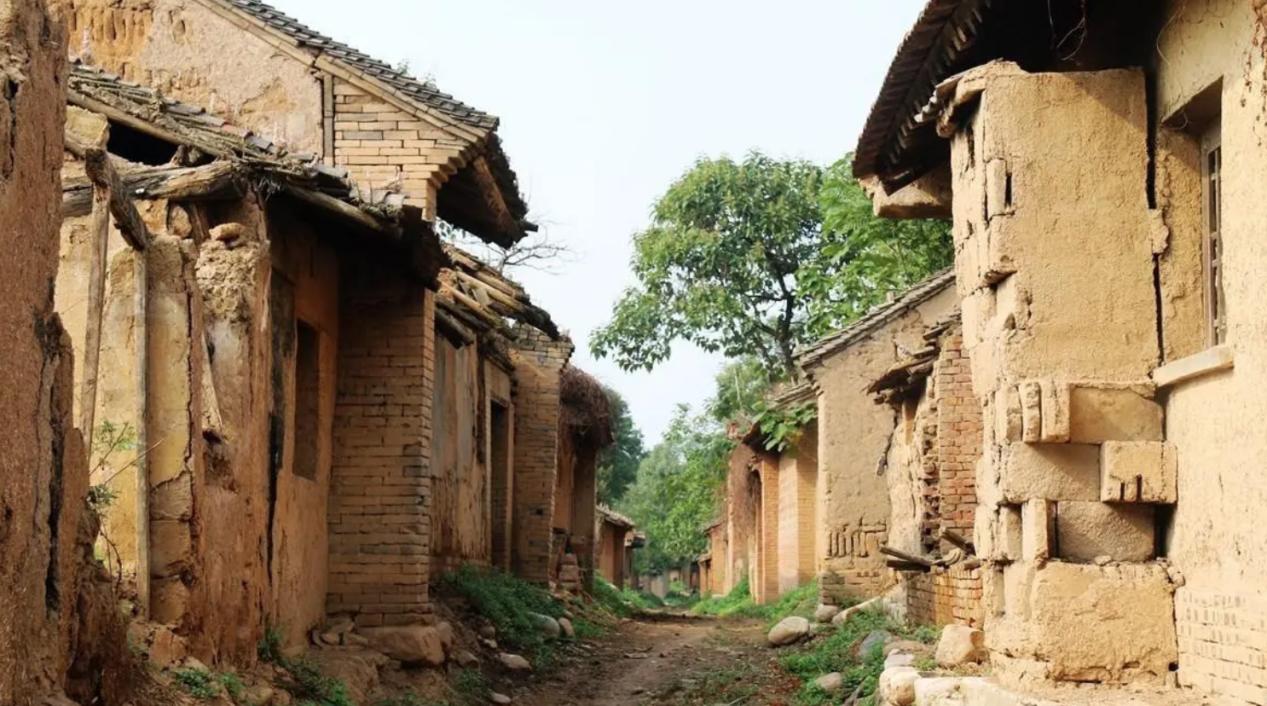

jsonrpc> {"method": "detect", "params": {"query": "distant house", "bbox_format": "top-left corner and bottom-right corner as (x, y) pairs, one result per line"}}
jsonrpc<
(596, 506), (637, 589)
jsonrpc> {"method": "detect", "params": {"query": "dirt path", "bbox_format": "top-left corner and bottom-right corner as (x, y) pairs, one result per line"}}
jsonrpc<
(514, 613), (798, 706)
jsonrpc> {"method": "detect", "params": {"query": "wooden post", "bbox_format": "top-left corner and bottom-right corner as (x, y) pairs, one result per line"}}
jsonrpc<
(79, 186), (111, 456)
(133, 247), (150, 615)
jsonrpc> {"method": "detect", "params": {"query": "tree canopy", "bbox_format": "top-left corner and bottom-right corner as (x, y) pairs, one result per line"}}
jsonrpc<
(596, 386), (646, 505)
(591, 151), (952, 380)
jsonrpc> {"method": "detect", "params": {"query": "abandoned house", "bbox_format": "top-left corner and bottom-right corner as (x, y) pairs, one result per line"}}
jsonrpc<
(867, 313), (983, 629)
(798, 271), (956, 608)
(729, 384), (820, 606)
(595, 506), (637, 590)
(60, 0), (531, 246)
(855, 0), (1267, 699)
(53, 58), (577, 671)
(699, 516), (728, 597)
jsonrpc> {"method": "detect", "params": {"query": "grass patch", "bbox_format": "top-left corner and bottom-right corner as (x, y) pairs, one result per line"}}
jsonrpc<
(172, 668), (218, 700)
(258, 627), (355, 706)
(778, 608), (939, 706)
(692, 578), (825, 624)
(439, 565), (564, 660)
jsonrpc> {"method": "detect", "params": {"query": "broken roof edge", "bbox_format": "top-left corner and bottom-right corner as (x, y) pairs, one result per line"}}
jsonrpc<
(866, 310), (961, 403)
(853, 0), (992, 189)
(561, 365), (614, 447)
(440, 244), (561, 341)
(598, 505), (636, 530)
(797, 269), (956, 372)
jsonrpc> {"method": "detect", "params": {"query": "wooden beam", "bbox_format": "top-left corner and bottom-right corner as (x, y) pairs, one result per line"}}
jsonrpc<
(280, 183), (398, 238)
(879, 545), (934, 568)
(938, 527), (976, 555)
(63, 162), (243, 217)
(77, 145), (150, 250)
(78, 186), (111, 453)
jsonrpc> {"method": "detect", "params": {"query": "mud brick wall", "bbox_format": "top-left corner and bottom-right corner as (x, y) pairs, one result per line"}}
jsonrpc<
(906, 565), (983, 628)
(1174, 590), (1267, 702)
(328, 262), (435, 627)
(509, 330), (573, 583)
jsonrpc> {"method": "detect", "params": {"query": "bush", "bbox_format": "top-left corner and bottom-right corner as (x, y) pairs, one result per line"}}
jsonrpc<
(592, 577), (636, 618)
(692, 577), (823, 623)
(440, 565), (564, 659)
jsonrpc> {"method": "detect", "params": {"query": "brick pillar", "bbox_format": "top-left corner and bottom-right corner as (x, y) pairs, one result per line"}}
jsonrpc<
(509, 330), (573, 583)
(327, 261), (433, 627)
(755, 453), (780, 604)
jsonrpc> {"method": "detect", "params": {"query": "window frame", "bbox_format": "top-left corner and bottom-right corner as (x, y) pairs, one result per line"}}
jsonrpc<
(1201, 124), (1225, 346)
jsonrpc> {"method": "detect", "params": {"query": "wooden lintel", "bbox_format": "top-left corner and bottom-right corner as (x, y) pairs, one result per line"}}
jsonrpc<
(80, 145), (150, 250)
(63, 162), (243, 217)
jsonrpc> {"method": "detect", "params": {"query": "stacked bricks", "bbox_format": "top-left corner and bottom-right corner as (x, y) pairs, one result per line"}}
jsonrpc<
(906, 565), (984, 628)
(327, 259), (434, 627)
(332, 78), (469, 213)
(508, 328), (573, 584)
(933, 331), (981, 540)
(1175, 590), (1267, 701)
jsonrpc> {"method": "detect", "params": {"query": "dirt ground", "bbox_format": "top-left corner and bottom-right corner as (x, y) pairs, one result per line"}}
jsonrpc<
(514, 613), (800, 706)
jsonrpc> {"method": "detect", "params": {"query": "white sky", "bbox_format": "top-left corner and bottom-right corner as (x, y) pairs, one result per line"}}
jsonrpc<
(267, 0), (924, 444)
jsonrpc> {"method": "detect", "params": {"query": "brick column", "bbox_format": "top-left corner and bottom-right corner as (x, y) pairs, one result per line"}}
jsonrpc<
(327, 261), (433, 627)
(509, 330), (573, 583)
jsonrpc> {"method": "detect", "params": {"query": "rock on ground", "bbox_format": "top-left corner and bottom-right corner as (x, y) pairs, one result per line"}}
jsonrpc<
(558, 617), (575, 638)
(814, 672), (844, 693)
(530, 612), (562, 639)
(499, 653), (532, 672)
(359, 625), (447, 667)
(878, 666), (919, 706)
(935, 625), (986, 667)
(767, 616), (812, 647)
(491, 693), (512, 704)
(814, 604), (841, 623)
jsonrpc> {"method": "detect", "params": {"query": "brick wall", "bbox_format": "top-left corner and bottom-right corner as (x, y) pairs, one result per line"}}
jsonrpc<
(932, 331), (980, 541)
(755, 453), (781, 604)
(509, 330), (573, 583)
(327, 261), (434, 627)
(332, 78), (467, 213)
(906, 565), (983, 628)
(1176, 589), (1267, 702)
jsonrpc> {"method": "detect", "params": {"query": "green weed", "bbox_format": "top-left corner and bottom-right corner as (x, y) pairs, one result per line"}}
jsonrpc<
(439, 565), (564, 661)
(172, 668), (218, 700)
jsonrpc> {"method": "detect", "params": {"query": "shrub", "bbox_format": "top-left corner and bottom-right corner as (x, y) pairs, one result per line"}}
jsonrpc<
(439, 565), (564, 659)
(258, 626), (354, 706)
(172, 668), (218, 700)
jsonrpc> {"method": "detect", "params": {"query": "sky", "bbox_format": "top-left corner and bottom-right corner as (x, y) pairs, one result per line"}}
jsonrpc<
(267, 0), (925, 445)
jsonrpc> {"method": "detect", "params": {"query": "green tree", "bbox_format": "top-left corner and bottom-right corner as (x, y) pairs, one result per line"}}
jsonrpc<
(618, 406), (733, 574)
(591, 153), (825, 377)
(591, 152), (952, 379)
(597, 386), (646, 505)
(801, 158), (954, 337)
(705, 357), (773, 426)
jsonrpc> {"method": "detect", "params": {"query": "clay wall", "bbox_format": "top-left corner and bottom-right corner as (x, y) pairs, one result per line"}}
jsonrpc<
(596, 521), (627, 588)
(266, 205), (340, 648)
(706, 521), (729, 595)
(807, 287), (956, 606)
(487, 363), (514, 572)
(1152, 1), (1267, 700)
(0, 2), (111, 701)
(62, 0), (325, 153)
(947, 64), (1175, 686)
(725, 445), (757, 597)
(508, 332), (572, 583)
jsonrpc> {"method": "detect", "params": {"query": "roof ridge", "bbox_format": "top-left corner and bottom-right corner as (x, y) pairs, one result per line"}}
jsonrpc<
(798, 268), (956, 368)
(214, 0), (500, 132)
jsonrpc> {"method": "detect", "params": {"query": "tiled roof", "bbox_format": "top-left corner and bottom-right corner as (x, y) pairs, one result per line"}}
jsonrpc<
(599, 506), (636, 530)
(219, 0), (499, 132)
(798, 269), (956, 371)
(852, 0), (990, 189)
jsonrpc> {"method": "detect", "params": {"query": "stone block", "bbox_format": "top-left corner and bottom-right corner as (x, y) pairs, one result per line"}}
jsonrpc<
(1054, 502), (1154, 562)
(1068, 386), (1162, 443)
(994, 387), (1022, 443)
(1021, 499), (1052, 562)
(1100, 441), (1177, 504)
(1001, 506), (1023, 562)
(999, 443), (1101, 503)
(1039, 381), (1070, 443)
(992, 562), (1177, 684)
(1019, 381), (1043, 442)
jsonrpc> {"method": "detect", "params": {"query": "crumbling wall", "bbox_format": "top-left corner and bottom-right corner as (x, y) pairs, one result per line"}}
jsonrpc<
(62, 0), (325, 153)
(328, 262), (434, 627)
(508, 331), (572, 584)
(487, 362), (514, 572)
(807, 287), (955, 606)
(946, 64), (1176, 686)
(0, 1), (132, 702)
(265, 206), (340, 649)
(725, 445), (757, 596)
(1153, 1), (1267, 700)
